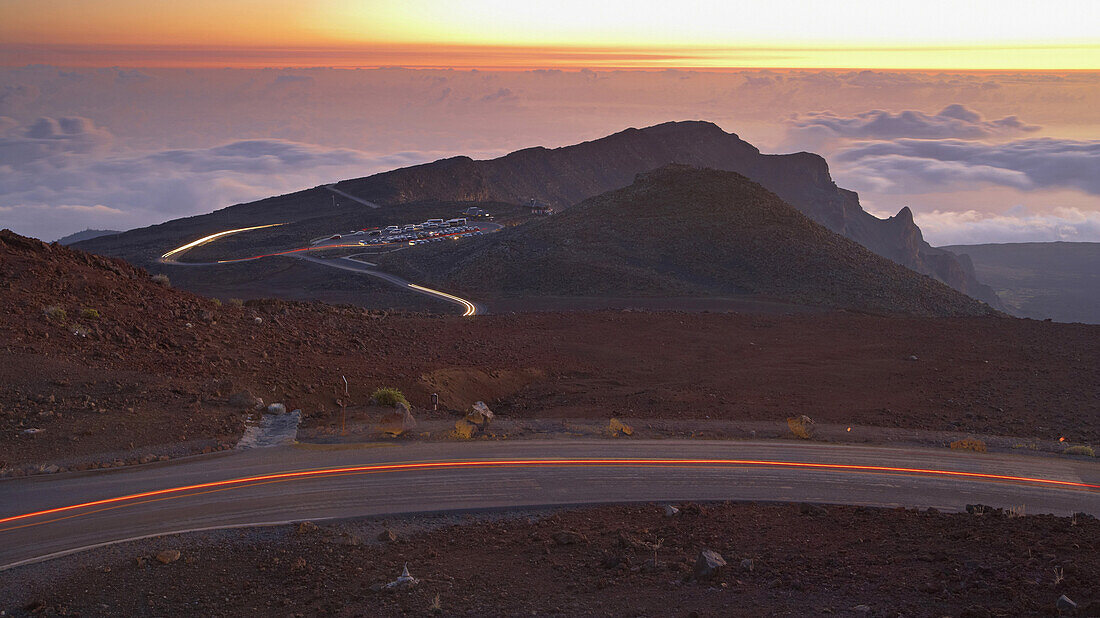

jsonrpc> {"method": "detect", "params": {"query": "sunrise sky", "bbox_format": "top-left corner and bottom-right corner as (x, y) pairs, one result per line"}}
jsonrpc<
(2, 0), (1099, 69)
(0, 1), (1097, 243)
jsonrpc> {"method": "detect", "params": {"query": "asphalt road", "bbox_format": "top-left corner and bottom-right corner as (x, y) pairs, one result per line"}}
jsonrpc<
(295, 253), (481, 315)
(2, 440), (1098, 569)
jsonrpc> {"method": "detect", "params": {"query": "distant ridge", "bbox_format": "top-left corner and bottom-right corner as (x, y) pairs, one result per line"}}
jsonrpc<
(382, 165), (998, 318)
(56, 229), (121, 245)
(334, 121), (1002, 308)
(941, 241), (1100, 324)
(75, 121), (1001, 308)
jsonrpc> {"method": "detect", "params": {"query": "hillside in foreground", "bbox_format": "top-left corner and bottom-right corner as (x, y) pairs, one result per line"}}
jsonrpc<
(383, 165), (997, 318)
(2, 229), (1095, 473)
(942, 241), (1100, 324)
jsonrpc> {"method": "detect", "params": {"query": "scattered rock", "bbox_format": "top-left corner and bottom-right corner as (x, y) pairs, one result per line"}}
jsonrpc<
(616, 531), (650, 551)
(609, 417), (634, 436)
(21, 427), (44, 435)
(906, 355), (919, 361)
(155, 549), (181, 564)
(377, 402), (416, 436)
(252, 316), (263, 325)
(694, 549), (726, 580)
(852, 605), (872, 614)
(787, 415), (815, 439)
(663, 504), (680, 517)
(378, 528), (398, 543)
(267, 402), (286, 414)
(965, 504), (1004, 517)
(465, 401), (495, 427)
(382, 563), (419, 591)
(297, 521), (319, 534)
(740, 558), (755, 572)
(23, 600), (46, 613)
(228, 390), (263, 410)
(552, 530), (587, 545)
(39, 464), (60, 474)
(1057, 595), (1077, 612)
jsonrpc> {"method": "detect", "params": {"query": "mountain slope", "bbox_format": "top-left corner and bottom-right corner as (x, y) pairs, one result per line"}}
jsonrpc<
(74, 121), (1000, 307)
(942, 242), (1100, 324)
(56, 229), (122, 245)
(335, 121), (1000, 307)
(381, 166), (997, 317)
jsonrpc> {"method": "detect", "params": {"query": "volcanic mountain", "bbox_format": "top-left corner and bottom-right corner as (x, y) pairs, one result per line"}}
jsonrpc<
(75, 121), (1000, 307)
(380, 165), (997, 317)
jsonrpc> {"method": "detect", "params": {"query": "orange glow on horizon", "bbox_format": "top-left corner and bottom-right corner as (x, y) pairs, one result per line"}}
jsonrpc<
(1, 1), (1097, 70)
(2, 457), (1097, 530)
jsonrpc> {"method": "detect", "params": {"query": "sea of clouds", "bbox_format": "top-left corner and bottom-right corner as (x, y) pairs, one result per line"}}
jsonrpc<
(0, 66), (1096, 244)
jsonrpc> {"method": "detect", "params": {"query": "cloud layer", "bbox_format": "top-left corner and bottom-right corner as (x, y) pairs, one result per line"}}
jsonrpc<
(1, 67), (1097, 244)
(790, 104), (1040, 140)
(0, 116), (444, 240)
(915, 206), (1100, 246)
(836, 138), (1100, 196)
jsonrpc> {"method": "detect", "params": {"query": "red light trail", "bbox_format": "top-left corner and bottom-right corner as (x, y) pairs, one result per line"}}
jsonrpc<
(2, 458), (1097, 529)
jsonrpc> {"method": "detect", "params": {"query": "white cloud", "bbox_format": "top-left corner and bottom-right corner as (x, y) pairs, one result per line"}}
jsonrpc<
(836, 138), (1100, 195)
(789, 104), (1039, 140)
(916, 206), (1100, 246)
(0, 117), (452, 240)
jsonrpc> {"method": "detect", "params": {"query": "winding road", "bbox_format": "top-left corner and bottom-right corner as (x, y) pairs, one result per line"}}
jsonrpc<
(157, 219), (486, 316)
(2, 440), (1098, 569)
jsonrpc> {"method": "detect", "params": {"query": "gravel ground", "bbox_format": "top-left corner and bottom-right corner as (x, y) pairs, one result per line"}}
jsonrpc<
(2, 502), (1098, 617)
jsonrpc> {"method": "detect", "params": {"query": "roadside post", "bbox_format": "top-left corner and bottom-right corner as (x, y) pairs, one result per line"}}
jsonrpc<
(431, 393), (439, 411)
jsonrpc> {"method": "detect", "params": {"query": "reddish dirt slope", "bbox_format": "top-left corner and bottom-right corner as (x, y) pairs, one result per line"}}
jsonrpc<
(1, 230), (1096, 470)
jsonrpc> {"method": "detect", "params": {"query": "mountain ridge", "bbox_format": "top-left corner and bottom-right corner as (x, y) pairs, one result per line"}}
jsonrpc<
(332, 120), (999, 307)
(378, 165), (998, 318)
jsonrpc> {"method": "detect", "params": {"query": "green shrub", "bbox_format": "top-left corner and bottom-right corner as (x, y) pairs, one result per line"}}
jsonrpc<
(228, 298), (244, 307)
(211, 298), (222, 307)
(80, 307), (100, 320)
(1064, 445), (1095, 457)
(151, 273), (170, 286)
(372, 387), (408, 407)
(43, 305), (67, 322)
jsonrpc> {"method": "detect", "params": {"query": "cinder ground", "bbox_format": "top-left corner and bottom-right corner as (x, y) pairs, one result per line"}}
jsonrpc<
(2, 502), (1097, 617)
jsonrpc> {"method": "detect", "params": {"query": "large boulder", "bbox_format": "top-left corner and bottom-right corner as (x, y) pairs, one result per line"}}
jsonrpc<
(376, 403), (416, 436)
(694, 549), (727, 581)
(455, 401), (494, 439)
(466, 401), (494, 427)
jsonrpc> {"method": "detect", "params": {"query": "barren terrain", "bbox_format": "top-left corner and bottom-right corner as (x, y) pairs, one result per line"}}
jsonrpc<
(3, 503), (1097, 616)
(2, 230), (1097, 472)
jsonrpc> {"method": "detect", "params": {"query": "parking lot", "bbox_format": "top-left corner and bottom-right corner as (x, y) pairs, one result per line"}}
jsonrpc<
(311, 216), (492, 250)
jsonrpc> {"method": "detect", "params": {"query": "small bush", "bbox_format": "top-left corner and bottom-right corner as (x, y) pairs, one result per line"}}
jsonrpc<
(151, 273), (170, 286)
(228, 298), (244, 307)
(1064, 445), (1095, 457)
(950, 438), (987, 453)
(80, 307), (100, 320)
(372, 387), (408, 407)
(211, 298), (222, 307)
(43, 305), (67, 322)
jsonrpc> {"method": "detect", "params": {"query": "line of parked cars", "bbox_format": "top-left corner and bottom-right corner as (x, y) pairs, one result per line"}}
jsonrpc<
(351, 217), (483, 246)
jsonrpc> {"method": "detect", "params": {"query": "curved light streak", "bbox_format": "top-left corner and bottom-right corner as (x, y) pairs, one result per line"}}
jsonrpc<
(160, 223), (286, 260)
(2, 457), (1096, 529)
(409, 283), (477, 316)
